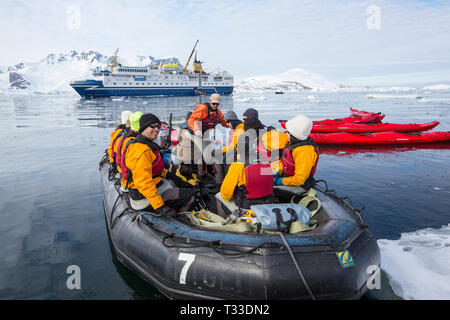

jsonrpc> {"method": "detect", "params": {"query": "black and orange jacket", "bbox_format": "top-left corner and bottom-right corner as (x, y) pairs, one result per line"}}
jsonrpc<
(187, 103), (227, 133)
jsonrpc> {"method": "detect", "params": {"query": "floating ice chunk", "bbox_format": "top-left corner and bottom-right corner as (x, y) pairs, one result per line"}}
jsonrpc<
(378, 224), (450, 300)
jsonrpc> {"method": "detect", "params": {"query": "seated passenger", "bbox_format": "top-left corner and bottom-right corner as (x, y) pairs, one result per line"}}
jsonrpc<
(221, 110), (244, 157)
(175, 111), (202, 185)
(219, 135), (273, 214)
(108, 110), (132, 167)
(117, 111), (143, 191)
(123, 113), (195, 215)
(274, 115), (319, 191)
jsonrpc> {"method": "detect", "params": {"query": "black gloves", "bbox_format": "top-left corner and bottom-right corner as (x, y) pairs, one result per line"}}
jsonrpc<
(155, 205), (177, 218)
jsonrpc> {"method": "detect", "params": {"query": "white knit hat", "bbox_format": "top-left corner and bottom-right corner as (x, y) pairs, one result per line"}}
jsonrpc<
(285, 115), (313, 140)
(210, 93), (221, 103)
(121, 111), (133, 124)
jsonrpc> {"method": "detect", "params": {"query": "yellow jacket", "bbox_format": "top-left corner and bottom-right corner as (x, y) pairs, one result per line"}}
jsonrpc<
(108, 128), (122, 163)
(119, 135), (135, 186)
(124, 141), (165, 210)
(220, 162), (246, 201)
(281, 145), (317, 186)
(260, 130), (289, 175)
(222, 123), (245, 154)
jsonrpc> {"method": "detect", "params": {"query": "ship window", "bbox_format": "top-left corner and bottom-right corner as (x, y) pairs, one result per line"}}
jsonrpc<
(113, 83), (116, 85)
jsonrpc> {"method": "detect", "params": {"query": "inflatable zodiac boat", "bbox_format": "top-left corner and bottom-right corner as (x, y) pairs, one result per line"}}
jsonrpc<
(99, 154), (380, 300)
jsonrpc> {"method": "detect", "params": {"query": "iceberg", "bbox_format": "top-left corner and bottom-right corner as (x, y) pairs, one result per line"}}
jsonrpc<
(235, 68), (340, 93)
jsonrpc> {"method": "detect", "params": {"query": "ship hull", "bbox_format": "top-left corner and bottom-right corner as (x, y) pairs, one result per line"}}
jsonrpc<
(70, 80), (233, 98)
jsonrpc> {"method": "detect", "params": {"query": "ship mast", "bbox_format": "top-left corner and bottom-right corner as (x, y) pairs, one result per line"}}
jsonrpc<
(109, 49), (119, 72)
(183, 40), (199, 75)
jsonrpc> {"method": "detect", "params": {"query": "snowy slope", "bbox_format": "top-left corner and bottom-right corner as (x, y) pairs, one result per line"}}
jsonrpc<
(0, 51), (182, 94)
(235, 68), (340, 93)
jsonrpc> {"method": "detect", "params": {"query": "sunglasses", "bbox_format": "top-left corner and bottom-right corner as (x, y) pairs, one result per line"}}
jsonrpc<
(211, 103), (220, 106)
(149, 124), (161, 129)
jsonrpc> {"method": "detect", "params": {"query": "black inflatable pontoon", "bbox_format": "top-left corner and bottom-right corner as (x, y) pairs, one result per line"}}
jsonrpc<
(99, 156), (380, 300)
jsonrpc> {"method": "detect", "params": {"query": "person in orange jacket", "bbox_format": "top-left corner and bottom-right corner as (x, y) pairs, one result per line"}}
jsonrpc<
(108, 110), (132, 165)
(186, 93), (228, 178)
(274, 115), (319, 191)
(187, 93), (228, 137)
(123, 113), (195, 216)
(116, 111), (143, 191)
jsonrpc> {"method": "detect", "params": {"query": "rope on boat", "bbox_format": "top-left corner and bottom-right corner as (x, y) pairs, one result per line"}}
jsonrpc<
(277, 231), (316, 300)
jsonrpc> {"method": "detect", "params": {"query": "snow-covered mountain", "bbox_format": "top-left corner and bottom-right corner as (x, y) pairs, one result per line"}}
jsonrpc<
(0, 51), (183, 93)
(235, 68), (341, 93)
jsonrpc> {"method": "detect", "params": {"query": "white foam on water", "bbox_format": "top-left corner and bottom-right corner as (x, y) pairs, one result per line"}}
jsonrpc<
(419, 98), (450, 104)
(378, 224), (450, 300)
(423, 84), (450, 90)
(367, 94), (423, 100)
(233, 96), (266, 101)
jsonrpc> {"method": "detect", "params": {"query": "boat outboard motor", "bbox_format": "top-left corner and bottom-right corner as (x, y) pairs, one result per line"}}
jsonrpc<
(250, 203), (311, 233)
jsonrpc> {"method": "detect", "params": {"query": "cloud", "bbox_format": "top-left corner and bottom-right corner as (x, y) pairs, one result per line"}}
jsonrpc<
(1, 0), (449, 84)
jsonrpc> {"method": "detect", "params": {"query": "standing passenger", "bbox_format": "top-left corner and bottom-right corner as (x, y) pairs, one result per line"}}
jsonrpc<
(187, 93), (228, 137)
(187, 93), (228, 178)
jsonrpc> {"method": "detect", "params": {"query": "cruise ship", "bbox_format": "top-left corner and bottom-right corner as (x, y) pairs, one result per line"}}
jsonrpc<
(70, 42), (234, 98)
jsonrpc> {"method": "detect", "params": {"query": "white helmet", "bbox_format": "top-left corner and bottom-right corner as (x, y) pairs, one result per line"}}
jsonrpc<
(285, 115), (313, 140)
(121, 110), (133, 124)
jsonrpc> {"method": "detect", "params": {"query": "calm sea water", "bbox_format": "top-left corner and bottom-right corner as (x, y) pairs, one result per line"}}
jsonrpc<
(0, 89), (449, 299)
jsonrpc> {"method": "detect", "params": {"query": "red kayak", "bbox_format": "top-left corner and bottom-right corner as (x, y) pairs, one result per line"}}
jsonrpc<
(310, 131), (450, 145)
(314, 114), (385, 125)
(350, 107), (380, 117)
(312, 121), (439, 133)
(280, 114), (385, 129)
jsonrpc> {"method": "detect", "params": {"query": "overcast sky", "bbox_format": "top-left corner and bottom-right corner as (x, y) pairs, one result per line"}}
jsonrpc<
(1, 0), (450, 85)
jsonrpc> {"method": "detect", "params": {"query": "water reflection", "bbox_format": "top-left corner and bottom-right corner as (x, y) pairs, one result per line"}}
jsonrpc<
(74, 95), (235, 129)
(320, 143), (450, 156)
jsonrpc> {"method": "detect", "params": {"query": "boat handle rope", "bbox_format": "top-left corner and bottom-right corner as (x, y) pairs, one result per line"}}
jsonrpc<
(111, 207), (128, 229)
(162, 233), (283, 256)
(109, 178), (124, 229)
(277, 231), (316, 300)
